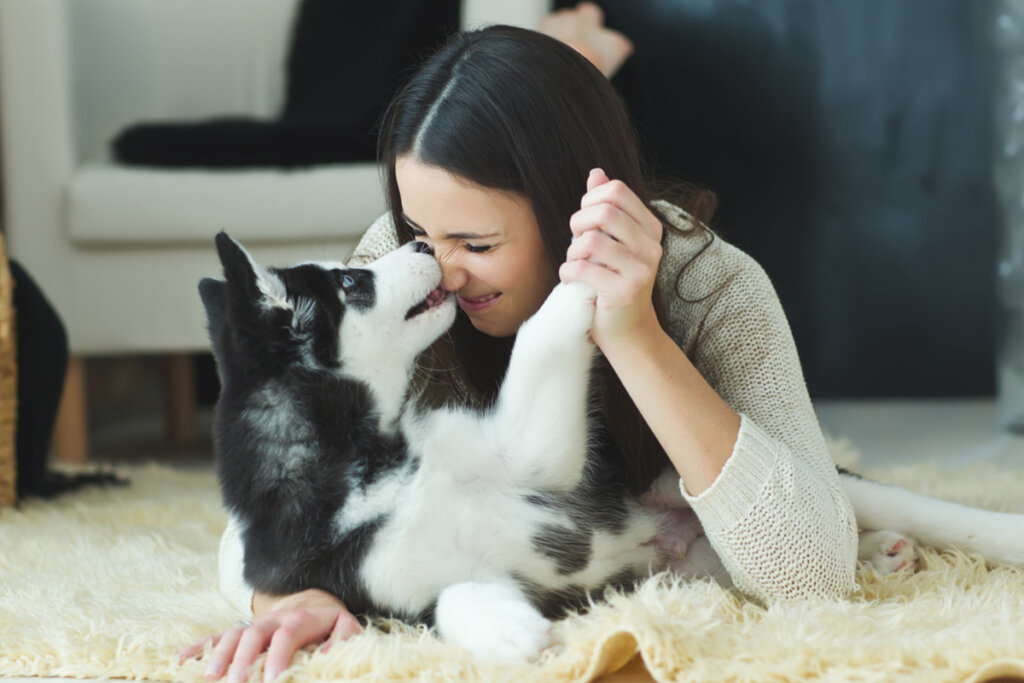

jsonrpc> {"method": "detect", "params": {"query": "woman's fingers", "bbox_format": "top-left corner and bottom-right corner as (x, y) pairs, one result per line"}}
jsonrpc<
(262, 614), (334, 683)
(569, 205), (662, 268)
(563, 170), (665, 345)
(571, 201), (626, 243)
(586, 166), (610, 193)
(567, 228), (626, 274)
(180, 633), (219, 664)
(226, 623), (276, 683)
(320, 610), (364, 654)
(187, 590), (355, 682)
(579, 169), (662, 241)
(561, 242), (649, 306)
(192, 613), (344, 683)
(202, 626), (245, 679)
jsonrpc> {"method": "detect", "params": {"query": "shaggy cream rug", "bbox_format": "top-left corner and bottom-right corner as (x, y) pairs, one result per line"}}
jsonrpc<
(1, 445), (1023, 683)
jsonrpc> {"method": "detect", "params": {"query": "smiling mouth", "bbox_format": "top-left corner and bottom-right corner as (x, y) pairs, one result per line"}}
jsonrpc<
(405, 286), (450, 319)
(456, 292), (501, 312)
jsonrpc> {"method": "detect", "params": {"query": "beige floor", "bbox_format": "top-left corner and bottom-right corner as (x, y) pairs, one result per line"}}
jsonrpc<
(85, 395), (1024, 470)
(815, 397), (1024, 469)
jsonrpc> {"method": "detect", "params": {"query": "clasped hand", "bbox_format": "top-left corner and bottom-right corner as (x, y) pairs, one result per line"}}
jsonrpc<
(559, 168), (665, 349)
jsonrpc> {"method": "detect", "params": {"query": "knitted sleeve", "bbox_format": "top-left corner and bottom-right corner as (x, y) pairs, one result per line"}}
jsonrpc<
(659, 205), (859, 602)
(347, 212), (400, 266)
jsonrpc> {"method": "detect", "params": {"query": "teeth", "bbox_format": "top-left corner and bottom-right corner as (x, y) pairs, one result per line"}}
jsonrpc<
(405, 286), (450, 320)
(463, 293), (498, 303)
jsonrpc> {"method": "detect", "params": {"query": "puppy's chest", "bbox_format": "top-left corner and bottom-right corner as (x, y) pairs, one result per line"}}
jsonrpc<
(352, 453), (571, 604)
(350, 440), (561, 547)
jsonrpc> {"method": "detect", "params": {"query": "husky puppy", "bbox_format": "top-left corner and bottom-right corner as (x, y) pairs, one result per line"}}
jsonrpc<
(201, 233), (676, 660)
(200, 233), (1024, 660)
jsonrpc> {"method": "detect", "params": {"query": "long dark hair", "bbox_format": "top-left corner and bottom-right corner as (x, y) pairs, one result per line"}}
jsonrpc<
(378, 25), (714, 494)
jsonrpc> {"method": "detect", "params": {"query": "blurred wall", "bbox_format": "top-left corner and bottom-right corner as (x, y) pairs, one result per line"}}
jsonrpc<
(573, 0), (997, 398)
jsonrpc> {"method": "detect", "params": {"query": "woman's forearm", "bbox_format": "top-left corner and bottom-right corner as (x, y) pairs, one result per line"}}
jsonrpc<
(598, 319), (740, 496)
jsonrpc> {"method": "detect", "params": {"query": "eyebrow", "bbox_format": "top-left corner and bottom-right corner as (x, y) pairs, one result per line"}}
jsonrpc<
(402, 213), (500, 240)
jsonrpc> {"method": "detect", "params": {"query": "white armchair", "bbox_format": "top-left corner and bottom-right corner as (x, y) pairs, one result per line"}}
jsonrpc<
(0, 0), (549, 461)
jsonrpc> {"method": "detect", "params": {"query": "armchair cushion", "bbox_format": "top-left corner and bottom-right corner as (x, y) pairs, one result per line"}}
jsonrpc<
(67, 163), (383, 245)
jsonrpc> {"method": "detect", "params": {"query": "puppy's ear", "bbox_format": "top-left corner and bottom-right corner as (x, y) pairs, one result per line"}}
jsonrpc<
(198, 277), (227, 344)
(214, 231), (290, 311)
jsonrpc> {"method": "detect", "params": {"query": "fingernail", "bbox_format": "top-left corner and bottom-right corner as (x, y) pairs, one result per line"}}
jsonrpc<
(203, 660), (223, 679)
(227, 666), (245, 683)
(263, 666), (281, 683)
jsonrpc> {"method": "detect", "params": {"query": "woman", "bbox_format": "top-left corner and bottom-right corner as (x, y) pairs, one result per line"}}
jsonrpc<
(193, 19), (858, 683)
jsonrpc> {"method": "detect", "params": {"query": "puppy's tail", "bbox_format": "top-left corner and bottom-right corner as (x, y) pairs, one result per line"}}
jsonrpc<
(839, 470), (1024, 566)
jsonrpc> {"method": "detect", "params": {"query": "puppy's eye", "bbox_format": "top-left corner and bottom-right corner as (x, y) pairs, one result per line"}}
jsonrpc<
(332, 269), (356, 291)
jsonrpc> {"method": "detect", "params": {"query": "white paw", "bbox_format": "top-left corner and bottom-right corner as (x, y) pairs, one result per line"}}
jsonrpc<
(858, 530), (919, 575)
(436, 582), (552, 662)
(530, 281), (596, 340)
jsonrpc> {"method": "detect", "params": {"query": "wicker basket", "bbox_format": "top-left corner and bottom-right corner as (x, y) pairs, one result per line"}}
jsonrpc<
(0, 233), (17, 507)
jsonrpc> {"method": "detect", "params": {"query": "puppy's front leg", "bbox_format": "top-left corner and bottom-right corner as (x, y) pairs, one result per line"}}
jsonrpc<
(493, 282), (596, 490)
(435, 581), (551, 662)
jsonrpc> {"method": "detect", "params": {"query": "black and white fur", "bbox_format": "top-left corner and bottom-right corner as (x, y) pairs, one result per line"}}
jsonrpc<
(200, 233), (1024, 660)
(842, 469), (1024, 573)
(201, 234), (685, 660)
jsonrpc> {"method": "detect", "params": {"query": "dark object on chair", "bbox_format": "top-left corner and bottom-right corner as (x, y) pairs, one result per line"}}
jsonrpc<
(112, 0), (460, 168)
(11, 260), (127, 499)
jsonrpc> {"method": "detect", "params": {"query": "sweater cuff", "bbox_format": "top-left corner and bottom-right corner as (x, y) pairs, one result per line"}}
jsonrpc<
(678, 413), (780, 533)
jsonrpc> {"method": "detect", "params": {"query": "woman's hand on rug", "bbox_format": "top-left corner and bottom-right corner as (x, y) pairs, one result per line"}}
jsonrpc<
(180, 588), (362, 683)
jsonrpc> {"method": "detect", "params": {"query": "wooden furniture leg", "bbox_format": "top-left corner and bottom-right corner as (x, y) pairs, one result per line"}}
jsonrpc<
(53, 354), (88, 463)
(162, 353), (197, 447)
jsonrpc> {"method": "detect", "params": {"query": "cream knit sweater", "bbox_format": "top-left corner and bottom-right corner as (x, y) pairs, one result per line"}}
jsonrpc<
(218, 202), (859, 613)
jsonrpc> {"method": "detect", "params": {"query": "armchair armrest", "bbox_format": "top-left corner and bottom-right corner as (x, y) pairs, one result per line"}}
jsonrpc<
(0, 0), (75, 272)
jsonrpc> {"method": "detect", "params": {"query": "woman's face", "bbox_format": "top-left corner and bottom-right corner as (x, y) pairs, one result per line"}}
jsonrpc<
(395, 155), (558, 338)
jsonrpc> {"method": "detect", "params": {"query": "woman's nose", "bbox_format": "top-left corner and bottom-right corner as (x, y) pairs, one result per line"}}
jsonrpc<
(439, 255), (469, 292)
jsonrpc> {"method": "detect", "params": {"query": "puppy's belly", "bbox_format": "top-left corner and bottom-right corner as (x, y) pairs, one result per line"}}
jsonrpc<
(360, 486), (667, 618)
(648, 506), (703, 561)
(359, 483), (564, 616)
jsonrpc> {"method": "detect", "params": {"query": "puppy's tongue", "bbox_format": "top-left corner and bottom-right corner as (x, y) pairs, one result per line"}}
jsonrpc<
(426, 288), (447, 306)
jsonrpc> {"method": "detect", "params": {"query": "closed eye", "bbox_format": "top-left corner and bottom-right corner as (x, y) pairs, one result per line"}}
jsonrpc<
(410, 228), (491, 254)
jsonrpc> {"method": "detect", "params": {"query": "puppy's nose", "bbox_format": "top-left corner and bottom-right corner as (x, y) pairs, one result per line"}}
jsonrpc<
(412, 241), (434, 256)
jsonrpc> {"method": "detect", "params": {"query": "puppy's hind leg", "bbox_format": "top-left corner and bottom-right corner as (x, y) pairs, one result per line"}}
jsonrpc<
(858, 529), (919, 575)
(435, 581), (551, 662)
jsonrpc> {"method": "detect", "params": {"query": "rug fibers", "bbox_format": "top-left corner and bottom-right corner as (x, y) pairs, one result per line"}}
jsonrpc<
(1, 447), (1023, 682)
